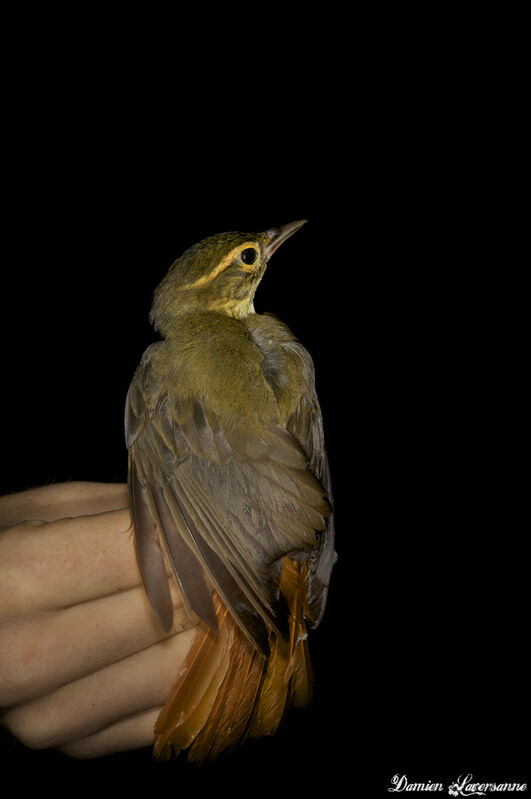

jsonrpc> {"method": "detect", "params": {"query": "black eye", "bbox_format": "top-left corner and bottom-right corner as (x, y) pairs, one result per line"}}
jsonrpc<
(241, 248), (258, 265)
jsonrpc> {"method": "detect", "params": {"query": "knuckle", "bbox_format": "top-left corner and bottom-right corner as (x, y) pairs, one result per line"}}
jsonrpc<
(2, 705), (53, 750)
(0, 640), (29, 706)
(0, 619), (49, 706)
(0, 525), (50, 620)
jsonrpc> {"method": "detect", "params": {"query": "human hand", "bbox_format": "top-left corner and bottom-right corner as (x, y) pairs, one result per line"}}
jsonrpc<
(0, 482), (197, 758)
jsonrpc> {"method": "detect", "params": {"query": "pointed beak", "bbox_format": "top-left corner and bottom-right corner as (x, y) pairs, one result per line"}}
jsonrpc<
(264, 219), (307, 259)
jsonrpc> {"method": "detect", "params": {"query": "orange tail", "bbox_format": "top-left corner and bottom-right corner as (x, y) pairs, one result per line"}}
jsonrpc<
(153, 559), (314, 763)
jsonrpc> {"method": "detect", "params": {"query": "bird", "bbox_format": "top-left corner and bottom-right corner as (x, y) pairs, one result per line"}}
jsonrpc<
(125, 220), (335, 762)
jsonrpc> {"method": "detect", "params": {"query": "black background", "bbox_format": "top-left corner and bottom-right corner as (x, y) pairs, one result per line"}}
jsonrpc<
(1, 10), (527, 796)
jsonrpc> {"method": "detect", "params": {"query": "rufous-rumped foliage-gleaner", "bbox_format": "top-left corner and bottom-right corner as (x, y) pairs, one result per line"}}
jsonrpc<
(125, 220), (336, 762)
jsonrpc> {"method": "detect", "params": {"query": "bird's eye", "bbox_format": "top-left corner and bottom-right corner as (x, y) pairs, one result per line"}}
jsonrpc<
(241, 248), (258, 266)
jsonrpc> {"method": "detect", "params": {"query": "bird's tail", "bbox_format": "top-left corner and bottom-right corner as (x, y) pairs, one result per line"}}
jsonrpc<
(153, 558), (313, 763)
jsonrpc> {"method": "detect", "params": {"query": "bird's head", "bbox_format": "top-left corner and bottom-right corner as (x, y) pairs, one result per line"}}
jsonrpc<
(150, 220), (307, 336)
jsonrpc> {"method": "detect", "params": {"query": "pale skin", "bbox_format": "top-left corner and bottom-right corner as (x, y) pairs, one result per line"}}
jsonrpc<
(0, 482), (197, 758)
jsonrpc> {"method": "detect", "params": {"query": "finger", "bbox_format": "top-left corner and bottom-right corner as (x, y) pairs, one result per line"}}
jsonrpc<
(0, 579), (195, 706)
(59, 707), (162, 758)
(2, 627), (197, 751)
(0, 482), (129, 530)
(0, 509), (140, 620)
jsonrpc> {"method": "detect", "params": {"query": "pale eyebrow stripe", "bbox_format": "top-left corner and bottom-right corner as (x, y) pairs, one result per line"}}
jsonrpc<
(177, 241), (257, 291)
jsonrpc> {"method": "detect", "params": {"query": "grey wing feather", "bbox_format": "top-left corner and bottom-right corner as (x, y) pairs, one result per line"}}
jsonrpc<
(150, 482), (218, 632)
(287, 391), (336, 628)
(128, 458), (174, 631)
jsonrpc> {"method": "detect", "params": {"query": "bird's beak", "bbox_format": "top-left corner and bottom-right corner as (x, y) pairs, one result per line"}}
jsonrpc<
(264, 219), (307, 259)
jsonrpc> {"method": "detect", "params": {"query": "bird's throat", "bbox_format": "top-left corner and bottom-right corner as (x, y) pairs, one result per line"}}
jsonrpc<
(203, 295), (256, 319)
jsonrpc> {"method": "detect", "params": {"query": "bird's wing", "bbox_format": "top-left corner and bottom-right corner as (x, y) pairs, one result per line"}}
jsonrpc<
(125, 343), (332, 655)
(286, 384), (336, 629)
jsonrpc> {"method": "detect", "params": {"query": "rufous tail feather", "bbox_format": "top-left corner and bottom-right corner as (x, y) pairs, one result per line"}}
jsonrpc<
(153, 559), (314, 763)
